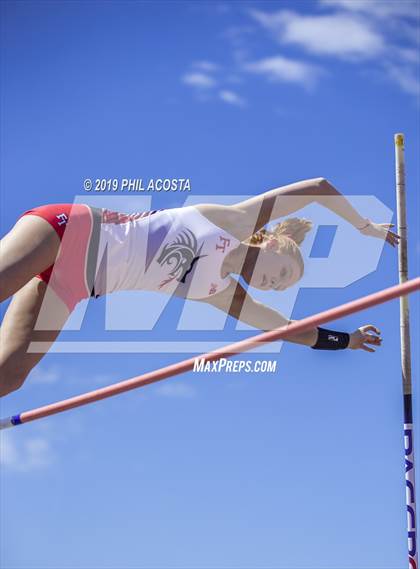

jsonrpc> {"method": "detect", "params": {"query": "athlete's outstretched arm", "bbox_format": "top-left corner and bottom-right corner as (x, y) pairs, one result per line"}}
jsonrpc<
(203, 280), (316, 346)
(202, 280), (382, 352)
(234, 178), (399, 246)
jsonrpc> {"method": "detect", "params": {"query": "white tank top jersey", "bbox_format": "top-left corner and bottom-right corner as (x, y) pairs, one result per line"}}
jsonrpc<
(94, 206), (240, 300)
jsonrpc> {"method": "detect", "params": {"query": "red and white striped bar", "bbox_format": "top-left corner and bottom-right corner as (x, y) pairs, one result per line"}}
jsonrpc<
(1, 276), (419, 430)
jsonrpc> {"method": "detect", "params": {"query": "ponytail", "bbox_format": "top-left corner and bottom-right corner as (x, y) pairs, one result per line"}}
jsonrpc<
(273, 217), (313, 245)
(248, 217), (313, 247)
(246, 217), (313, 280)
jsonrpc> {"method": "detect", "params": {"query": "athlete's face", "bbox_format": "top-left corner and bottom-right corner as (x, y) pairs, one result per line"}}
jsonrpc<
(245, 247), (302, 291)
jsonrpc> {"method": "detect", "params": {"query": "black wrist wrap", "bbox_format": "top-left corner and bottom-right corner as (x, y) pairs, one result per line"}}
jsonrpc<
(311, 327), (350, 350)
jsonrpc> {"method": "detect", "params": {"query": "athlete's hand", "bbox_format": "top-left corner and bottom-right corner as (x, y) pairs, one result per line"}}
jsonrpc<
(358, 220), (400, 247)
(348, 325), (382, 352)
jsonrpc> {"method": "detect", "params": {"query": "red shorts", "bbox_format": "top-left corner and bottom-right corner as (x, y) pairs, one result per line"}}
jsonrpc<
(21, 204), (101, 311)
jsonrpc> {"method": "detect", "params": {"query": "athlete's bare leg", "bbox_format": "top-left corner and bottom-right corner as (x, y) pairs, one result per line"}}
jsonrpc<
(0, 278), (70, 396)
(0, 216), (67, 395)
(0, 215), (60, 302)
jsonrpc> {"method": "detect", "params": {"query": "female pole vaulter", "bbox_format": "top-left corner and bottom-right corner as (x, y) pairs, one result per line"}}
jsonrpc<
(0, 177), (399, 396)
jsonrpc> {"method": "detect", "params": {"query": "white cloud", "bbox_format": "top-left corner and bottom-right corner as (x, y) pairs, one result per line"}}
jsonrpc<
(219, 89), (246, 106)
(182, 72), (217, 89)
(245, 55), (322, 88)
(320, 0), (420, 20)
(394, 47), (420, 64)
(250, 9), (384, 60)
(182, 0), (418, 101)
(247, 4), (419, 98)
(319, 1), (419, 96)
(156, 381), (196, 399)
(182, 64), (247, 106)
(192, 60), (220, 72)
(385, 63), (420, 96)
(0, 433), (54, 471)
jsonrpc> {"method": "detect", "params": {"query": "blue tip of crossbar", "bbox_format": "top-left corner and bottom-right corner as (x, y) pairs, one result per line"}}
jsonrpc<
(0, 415), (21, 429)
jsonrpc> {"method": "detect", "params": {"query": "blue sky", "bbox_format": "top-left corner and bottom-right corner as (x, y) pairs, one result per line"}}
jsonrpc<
(1, 1), (419, 568)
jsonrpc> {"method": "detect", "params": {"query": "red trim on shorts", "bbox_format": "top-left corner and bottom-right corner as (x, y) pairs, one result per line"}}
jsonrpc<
(20, 204), (94, 311)
(21, 204), (75, 283)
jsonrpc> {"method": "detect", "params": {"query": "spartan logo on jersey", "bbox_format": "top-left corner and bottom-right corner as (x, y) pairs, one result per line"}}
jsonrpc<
(157, 228), (207, 285)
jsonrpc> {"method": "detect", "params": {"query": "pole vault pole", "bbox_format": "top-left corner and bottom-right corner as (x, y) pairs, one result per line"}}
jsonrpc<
(395, 133), (418, 569)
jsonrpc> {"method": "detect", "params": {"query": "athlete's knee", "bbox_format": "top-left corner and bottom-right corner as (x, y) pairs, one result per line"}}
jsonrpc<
(0, 357), (29, 396)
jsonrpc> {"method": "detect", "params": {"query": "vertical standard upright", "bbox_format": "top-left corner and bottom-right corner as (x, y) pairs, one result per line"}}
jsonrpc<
(395, 133), (418, 569)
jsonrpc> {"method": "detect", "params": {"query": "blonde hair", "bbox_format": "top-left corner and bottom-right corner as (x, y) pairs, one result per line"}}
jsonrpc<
(247, 217), (313, 278)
